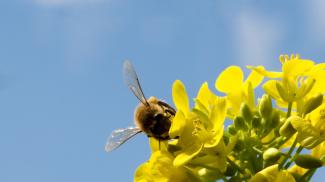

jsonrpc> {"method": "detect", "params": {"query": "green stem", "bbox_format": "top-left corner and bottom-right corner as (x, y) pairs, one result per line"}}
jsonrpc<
(252, 146), (263, 154)
(287, 102), (293, 118)
(298, 168), (316, 182)
(284, 145), (303, 169)
(279, 137), (298, 169)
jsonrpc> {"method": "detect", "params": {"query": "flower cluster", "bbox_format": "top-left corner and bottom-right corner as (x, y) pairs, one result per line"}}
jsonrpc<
(135, 54), (325, 182)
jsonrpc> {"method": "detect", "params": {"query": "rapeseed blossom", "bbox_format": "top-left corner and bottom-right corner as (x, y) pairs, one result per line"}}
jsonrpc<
(132, 54), (325, 182)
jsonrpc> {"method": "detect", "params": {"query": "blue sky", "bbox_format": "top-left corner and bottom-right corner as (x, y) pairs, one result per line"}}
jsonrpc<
(0, 0), (324, 181)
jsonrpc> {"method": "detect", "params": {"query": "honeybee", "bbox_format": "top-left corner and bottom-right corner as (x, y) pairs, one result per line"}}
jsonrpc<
(105, 61), (176, 152)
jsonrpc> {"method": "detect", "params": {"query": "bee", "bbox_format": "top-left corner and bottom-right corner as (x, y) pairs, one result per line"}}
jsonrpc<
(105, 60), (176, 152)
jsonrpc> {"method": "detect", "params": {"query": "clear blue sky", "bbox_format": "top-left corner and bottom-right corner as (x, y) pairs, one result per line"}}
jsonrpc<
(0, 0), (324, 181)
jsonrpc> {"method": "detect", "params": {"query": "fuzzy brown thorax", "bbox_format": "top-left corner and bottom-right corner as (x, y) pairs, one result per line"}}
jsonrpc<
(134, 96), (175, 140)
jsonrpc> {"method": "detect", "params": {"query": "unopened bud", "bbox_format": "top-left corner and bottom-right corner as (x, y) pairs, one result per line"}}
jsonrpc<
(295, 154), (323, 169)
(227, 125), (237, 135)
(269, 110), (280, 128)
(252, 116), (262, 129)
(259, 94), (273, 118)
(240, 103), (253, 122)
(263, 148), (281, 163)
(300, 136), (323, 149)
(279, 117), (297, 137)
(303, 93), (323, 115)
(234, 116), (247, 130)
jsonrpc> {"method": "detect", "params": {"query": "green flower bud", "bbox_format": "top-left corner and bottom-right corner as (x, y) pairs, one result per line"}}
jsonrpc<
(234, 116), (247, 130)
(300, 136), (323, 149)
(303, 93), (323, 115)
(269, 110), (280, 128)
(227, 125), (237, 135)
(240, 103), (253, 122)
(295, 154), (323, 169)
(259, 94), (273, 118)
(279, 117), (296, 137)
(252, 115), (262, 129)
(263, 148), (281, 163)
(233, 139), (245, 152)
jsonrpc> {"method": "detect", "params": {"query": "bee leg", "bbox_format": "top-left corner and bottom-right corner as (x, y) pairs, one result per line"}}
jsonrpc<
(157, 101), (176, 115)
(165, 109), (176, 117)
(158, 139), (161, 150)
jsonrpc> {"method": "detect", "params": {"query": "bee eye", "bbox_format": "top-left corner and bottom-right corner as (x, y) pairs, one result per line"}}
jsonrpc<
(154, 113), (164, 120)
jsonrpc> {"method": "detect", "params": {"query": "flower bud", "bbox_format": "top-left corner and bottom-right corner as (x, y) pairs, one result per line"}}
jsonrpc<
(234, 116), (247, 130)
(279, 117), (296, 137)
(269, 110), (280, 128)
(240, 103), (253, 122)
(295, 154), (323, 169)
(263, 148), (281, 163)
(252, 115), (262, 129)
(303, 93), (323, 115)
(300, 136), (323, 149)
(227, 125), (237, 135)
(233, 139), (245, 152)
(259, 94), (273, 118)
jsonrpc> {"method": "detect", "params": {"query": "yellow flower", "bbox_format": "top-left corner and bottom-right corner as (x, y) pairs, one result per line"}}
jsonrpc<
(169, 80), (227, 167)
(249, 54), (325, 109)
(134, 151), (193, 182)
(291, 103), (325, 149)
(312, 142), (325, 165)
(249, 164), (295, 182)
(215, 66), (264, 116)
(288, 164), (308, 176)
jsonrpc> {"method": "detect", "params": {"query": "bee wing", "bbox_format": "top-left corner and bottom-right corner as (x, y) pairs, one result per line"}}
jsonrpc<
(105, 126), (142, 152)
(123, 60), (149, 106)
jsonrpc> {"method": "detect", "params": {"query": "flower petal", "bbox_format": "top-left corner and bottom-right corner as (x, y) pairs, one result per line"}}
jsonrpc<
(283, 59), (314, 78)
(262, 80), (282, 101)
(215, 66), (243, 93)
(173, 142), (203, 167)
(172, 80), (190, 114)
(245, 66), (264, 88)
(169, 111), (186, 139)
(247, 65), (282, 78)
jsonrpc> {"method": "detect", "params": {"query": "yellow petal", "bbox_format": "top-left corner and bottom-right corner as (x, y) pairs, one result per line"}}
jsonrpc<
(173, 142), (203, 167)
(249, 164), (279, 182)
(245, 66), (264, 88)
(196, 82), (216, 110)
(312, 141), (325, 163)
(204, 128), (224, 148)
(215, 66), (243, 93)
(283, 59), (314, 78)
(149, 138), (168, 152)
(310, 69), (325, 94)
(262, 80), (282, 101)
(134, 162), (151, 182)
(211, 97), (227, 131)
(172, 80), (190, 114)
(274, 171), (295, 182)
(247, 65), (282, 78)
(169, 111), (186, 139)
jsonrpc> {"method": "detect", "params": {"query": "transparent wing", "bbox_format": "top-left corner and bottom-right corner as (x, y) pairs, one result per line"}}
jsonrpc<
(105, 126), (142, 152)
(123, 60), (149, 106)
